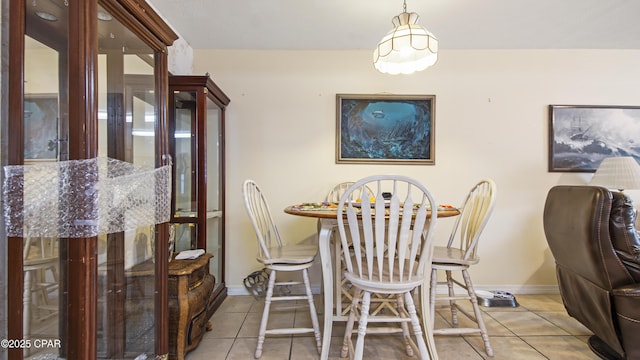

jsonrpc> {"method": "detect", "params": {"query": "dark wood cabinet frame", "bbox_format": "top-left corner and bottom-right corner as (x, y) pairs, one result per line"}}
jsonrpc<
(168, 75), (231, 314)
(5, 0), (177, 358)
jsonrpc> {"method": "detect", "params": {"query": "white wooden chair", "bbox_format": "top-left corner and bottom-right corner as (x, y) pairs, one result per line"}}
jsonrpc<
(429, 179), (496, 357)
(23, 235), (59, 356)
(336, 175), (438, 360)
(242, 180), (322, 359)
(326, 181), (374, 204)
(325, 182), (384, 317)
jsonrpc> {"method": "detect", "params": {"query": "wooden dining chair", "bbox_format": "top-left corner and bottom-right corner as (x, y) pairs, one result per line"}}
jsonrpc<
(326, 181), (374, 204)
(23, 235), (59, 356)
(336, 175), (438, 360)
(325, 182), (384, 317)
(242, 179), (322, 359)
(429, 179), (496, 357)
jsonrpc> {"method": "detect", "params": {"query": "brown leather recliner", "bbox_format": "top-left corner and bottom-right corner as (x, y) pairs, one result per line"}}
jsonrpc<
(543, 185), (640, 360)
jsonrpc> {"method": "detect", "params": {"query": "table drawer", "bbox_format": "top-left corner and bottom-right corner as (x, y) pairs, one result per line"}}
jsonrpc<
(188, 262), (209, 290)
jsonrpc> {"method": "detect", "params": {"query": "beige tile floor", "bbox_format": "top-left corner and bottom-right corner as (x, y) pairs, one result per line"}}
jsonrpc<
(186, 294), (599, 360)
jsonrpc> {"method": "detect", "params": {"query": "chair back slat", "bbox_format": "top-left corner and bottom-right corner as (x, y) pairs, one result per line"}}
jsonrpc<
(374, 184), (387, 282)
(386, 191), (401, 281)
(411, 194), (430, 279)
(337, 175), (437, 286)
(360, 191), (376, 280)
(447, 179), (496, 260)
(326, 182), (376, 279)
(345, 200), (362, 277)
(243, 180), (283, 260)
(396, 192), (414, 282)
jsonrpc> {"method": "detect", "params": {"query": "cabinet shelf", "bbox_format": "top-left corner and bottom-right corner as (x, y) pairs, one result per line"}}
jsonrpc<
(174, 210), (222, 218)
(207, 210), (223, 219)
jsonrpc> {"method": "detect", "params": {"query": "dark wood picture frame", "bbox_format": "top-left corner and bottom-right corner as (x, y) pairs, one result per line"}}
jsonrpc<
(336, 94), (435, 165)
(549, 105), (640, 172)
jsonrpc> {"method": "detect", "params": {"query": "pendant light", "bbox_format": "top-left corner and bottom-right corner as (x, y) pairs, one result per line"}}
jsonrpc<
(373, 0), (438, 75)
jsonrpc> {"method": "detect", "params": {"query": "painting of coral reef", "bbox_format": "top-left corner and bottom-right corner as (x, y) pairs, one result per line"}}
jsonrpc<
(549, 105), (640, 172)
(336, 94), (435, 164)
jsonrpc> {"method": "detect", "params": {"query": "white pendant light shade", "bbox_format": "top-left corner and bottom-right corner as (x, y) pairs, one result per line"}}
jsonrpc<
(373, 11), (438, 75)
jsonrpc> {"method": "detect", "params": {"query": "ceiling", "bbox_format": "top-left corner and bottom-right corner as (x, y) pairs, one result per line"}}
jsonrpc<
(147, 0), (640, 50)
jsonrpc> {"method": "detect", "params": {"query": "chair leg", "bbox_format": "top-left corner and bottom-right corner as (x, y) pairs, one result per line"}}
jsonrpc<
(334, 236), (343, 316)
(405, 291), (430, 360)
(461, 269), (493, 357)
(395, 294), (414, 357)
(302, 268), (322, 354)
(429, 268), (438, 328)
(341, 288), (361, 358)
(354, 291), (371, 360)
(445, 270), (458, 326)
(255, 269), (277, 359)
(23, 270), (32, 358)
(334, 230), (358, 317)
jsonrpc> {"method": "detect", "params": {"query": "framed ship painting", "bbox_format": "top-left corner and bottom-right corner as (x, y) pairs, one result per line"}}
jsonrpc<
(336, 94), (435, 165)
(549, 105), (640, 172)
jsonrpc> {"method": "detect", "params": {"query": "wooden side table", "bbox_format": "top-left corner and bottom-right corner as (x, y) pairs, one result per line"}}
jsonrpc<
(168, 253), (216, 360)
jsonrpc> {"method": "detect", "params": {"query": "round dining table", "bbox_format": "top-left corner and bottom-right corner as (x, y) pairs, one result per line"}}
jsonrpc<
(284, 204), (460, 360)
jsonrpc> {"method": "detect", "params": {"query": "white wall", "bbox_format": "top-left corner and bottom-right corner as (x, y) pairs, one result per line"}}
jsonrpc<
(146, 0), (194, 75)
(168, 37), (193, 75)
(193, 49), (640, 294)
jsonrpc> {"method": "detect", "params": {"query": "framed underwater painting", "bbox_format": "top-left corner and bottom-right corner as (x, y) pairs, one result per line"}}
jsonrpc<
(336, 94), (435, 165)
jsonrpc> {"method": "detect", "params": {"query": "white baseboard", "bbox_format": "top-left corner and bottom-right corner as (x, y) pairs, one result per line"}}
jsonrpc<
(226, 284), (559, 296)
(471, 285), (560, 294)
(228, 284), (323, 296)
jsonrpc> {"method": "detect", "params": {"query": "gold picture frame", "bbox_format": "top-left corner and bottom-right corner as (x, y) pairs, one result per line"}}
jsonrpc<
(336, 94), (435, 165)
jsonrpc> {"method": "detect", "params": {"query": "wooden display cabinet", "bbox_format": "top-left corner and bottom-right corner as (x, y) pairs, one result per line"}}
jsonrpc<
(5, 0), (178, 359)
(169, 75), (230, 314)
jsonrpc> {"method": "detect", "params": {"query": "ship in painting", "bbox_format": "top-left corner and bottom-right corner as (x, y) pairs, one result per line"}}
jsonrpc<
(570, 116), (592, 142)
(371, 110), (386, 119)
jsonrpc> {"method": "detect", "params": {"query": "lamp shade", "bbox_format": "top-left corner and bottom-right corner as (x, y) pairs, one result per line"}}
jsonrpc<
(373, 11), (438, 75)
(590, 157), (640, 191)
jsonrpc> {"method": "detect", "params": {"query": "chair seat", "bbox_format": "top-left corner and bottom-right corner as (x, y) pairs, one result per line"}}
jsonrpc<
(344, 255), (425, 294)
(432, 245), (479, 267)
(257, 244), (317, 265)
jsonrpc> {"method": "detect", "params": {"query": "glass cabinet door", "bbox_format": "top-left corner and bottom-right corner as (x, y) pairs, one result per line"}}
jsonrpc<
(206, 94), (223, 289)
(7, 0), (176, 359)
(169, 75), (230, 311)
(171, 90), (198, 252)
(22, 25), (65, 360)
(96, 4), (158, 358)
